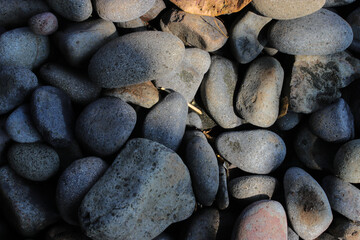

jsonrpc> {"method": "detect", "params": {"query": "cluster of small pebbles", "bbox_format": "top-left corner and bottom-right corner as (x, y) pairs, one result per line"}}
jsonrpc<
(1, 0), (360, 239)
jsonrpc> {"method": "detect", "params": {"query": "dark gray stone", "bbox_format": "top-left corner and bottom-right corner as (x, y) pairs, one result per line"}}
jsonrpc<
(183, 130), (207, 143)
(153, 232), (173, 240)
(79, 138), (195, 240)
(0, 129), (10, 165)
(334, 139), (360, 183)
(46, 0), (92, 22)
(31, 86), (75, 148)
(185, 208), (219, 240)
(216, 130), (286, 174)
(216, 164), (229, 210)
(185, 137), (219, 206)
(328, 216), (360, 240)
(0, 66), (38, 115)
(143, 92), (187, 151)
(76, 97), (136, 156)
(56, 157), (108, 225)
(40, 63), (101, 104)
(284, 167), (333, 239)
(324, 0), (356, 7)
(28, 12), (58, 36)
(275, 111), (301, 131)
(88, 31), (184, 88)
(8, 142), (59, 181)
(5, 104), (42, 143)
(55, 139), (83, 170)
(347, 7), (360, 53)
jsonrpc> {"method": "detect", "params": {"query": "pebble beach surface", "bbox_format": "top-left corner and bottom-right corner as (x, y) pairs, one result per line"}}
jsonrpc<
(0, 0), (360, 240)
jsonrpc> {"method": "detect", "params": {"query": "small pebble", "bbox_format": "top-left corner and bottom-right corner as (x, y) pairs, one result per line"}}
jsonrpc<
(28, 12), (58, 35)
(275, 111), (301, 131)
(216, 164), (229, 210)
(334, 139), (360, 183)
(185, 208), (219, 240)
(186, 112), (203, 129)
(47, 0), (92, 22)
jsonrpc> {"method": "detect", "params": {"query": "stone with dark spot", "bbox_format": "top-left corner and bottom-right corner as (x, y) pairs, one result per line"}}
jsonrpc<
(46, 0), (92, 22)
(231, 200), (287, 240)
(284, 167), (333, 240)
(334, 139), (360, 183)
(160, 9), (227, 52)
(28, 12), (58, 35)
(79, 138), (195, 240)
(216, 130), (286, 174)
(185, 208), (219, 240)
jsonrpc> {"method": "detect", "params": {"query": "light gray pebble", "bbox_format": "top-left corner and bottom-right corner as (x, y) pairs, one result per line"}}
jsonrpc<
(334, 139), (360, 183)
(186, 112), (203, 129)
(288, 227), (299, 240)
(46, 0), (92, 22)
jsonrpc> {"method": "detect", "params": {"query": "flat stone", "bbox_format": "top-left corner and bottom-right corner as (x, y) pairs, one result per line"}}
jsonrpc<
(216, 130), (286, 174)
(79, 138), (195, 240)
(324, 0), (356, 7)
(88, 31), (185, 88)
(46, 0), (92, 22)
(186, 112), (203, 129)
(28, 12), (58, 35)
(31, 86), (75, 148)
(56, 157), (108, 225)
(40, 63), (101, 105)
(275, 111), (301, 131)
(232, 200), (287, 240)
(76, 97), (136, 156)
(160, 9), (228, 52)
(284, 167), (333, 240)
(185, 208), (219, 240)
(216, 164), (229, 210)
(347, 8), (360, 53)
(252, 0), (325, 20)
(0, 66), (38, 115)
(0, 27), (50, 69)
(201, 55), (243, 129)
(143, 92), (187, 151)
(94, 0), (155, 22)
(309, 98), (354, 142)
(290, 52), (360, 113)
(55, 19), (117, 67)
(154, 48), (211, 102)
(0, 166), (59, 236)
(236, 56), (284, 127)
(334, 139), (360, 183)
(103, 81), (159, 108)
(230, 11), (271, 64)
(268, 9), (353, 55)
(185, 137), (219, 206)
(229, 175), (278, 202)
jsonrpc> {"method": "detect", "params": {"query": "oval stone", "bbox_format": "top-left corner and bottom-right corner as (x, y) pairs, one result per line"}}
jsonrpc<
(334, 139), (360, 183)
(88, 31), (185, 88)
(216, 130), (286, 174)
(46, 0), (92, 22)
(268, 9), (353, 55)
(28, 12), (58, 35)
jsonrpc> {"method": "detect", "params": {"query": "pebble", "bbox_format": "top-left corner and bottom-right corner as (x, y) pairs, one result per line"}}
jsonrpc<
(236, 56), (284, 127)
(347, 8), (360, 53)
(284, 167), (333, 240)
(268, 9), (353, 55)
(275, 111), (301, 131)
(183, 130), (207, 143)
(141, 0), (166, 21)
(116, 18), (147, 29)
(334, 139), (360, 183)
(160, 9), (228, 52)
(252, 0), (325, 20)
(28, 12), (58, 35)
(322, 176), (360, 222)
(7, 142), (60, 181)
(94, 0), (155, 22)
(0, 27), (50, 69)
(154, 48), (211, 103)
(328, 216), (360, 240)
(143, 92), (187, 151)
(309, 98), (354, 142)
(88, 31), (185, 88)
(294, 125), (334, 171)
(185, 136), (219, 206)
(185, 208), (219, 240)
(289, 52), (360, 113)
(230, 11), (271, 64)
(79, 138), (195, 240)
(0, 0), (49, 27)
(47, 0), (92, 22)
(56, 157), (108, 225)
(201, 55), (243, 129)
(324, 0), (356, 7)
(0, 166), (59, 236)
(216, 164), (229, 210)
(231, 200), (287, 240)
(39, 63), (101, 105)
(55, 19), (117, 67)
(186, 112), (203, 129)
(216, 130), (286, 174)
(228, 175), (278, 202)
(31, 86), (75, 148)
(0, 66), (38, 115)
(103, 81), (159, 109)
(76, 97), (136, 156)
(288, 227), (299, 240)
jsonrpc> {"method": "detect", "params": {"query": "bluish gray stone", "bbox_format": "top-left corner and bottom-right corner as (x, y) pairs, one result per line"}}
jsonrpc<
(0, 27), (50, 69)
(275, 111), (301, 131)
(31, 86), (75, 148)
(216, 130), (286, 174)
(186, 112), (203, 129)
(5, 104), (42, 143)
(143, 92), (187, 151)
(216, 164), (229, 210)
(0, 66), (38, 115)
(183, 130), (207, 143)
(334, 139), (360, 183)
(347, 7), (360, 53)
(56, 157), (108, 225)
(79, 138), (195, 240)
(284, 167), (333, 239)
(185, 208), (219, 240)
(46, 0), (92, 22)
(309, 98), (354, 143)
(76, 97), (136, 156)
(185, 137), (219, 206)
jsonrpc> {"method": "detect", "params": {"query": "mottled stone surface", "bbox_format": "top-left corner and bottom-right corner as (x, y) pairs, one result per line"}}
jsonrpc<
(334, 139), (360, 183)
(28, 12), (58, 35)
(46, 0), (92, 22)
(324, 0), (356, 7)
